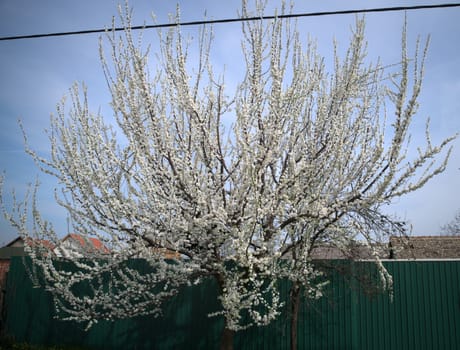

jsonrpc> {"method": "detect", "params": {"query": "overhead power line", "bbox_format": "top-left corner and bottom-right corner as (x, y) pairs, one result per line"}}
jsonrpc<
(1, 3), (460, 42)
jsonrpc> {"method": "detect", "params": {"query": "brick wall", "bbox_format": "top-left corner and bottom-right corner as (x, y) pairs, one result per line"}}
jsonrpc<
(0, 260), (9, 288)
(390, 236), (460, 259)
(0, 259), (9, 332)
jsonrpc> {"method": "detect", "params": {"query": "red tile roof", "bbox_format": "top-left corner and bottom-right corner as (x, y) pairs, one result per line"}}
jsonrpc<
(62, 234), (110, 254)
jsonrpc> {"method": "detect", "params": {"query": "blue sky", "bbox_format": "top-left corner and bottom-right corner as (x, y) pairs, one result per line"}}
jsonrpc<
(1, 0), (459, 245)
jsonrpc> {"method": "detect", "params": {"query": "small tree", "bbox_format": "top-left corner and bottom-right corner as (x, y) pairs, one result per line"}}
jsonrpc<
(441, 210), (460, 235)
(1, 1), (456, 349)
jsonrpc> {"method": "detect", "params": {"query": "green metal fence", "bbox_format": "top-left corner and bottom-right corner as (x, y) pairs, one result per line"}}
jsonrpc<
(4, 257), (460, 349)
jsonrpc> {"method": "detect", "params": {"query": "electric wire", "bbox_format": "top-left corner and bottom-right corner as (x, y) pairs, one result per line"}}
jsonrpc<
(1, 3), (460, 42)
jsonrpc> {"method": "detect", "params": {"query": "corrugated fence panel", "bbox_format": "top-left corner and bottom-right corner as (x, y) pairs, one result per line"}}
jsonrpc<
(354, 261), (460, 350)
(297, 264), (354, 350)
(4, 257), (460, 349)
(5, 257), (223, 350)
(234, 279), (291, 350)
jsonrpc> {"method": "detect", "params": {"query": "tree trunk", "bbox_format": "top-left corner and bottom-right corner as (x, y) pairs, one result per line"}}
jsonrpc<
(290, 282), (301, 350)
(220, 326), (235, 350)
(215, 273), (235, 350)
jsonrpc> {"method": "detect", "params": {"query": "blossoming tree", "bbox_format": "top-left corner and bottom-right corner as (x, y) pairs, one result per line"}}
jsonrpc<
(1, 1), (456, 349)
(442, 209), (460, 235)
